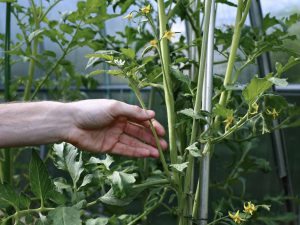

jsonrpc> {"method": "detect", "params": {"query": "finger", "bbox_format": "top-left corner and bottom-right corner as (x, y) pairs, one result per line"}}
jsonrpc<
(119, 133), (160, 158)
(141, 119), (166, 136)
(111, 101), (155, 121)
(124, 122), (168, 150)
(110, 142), (158, 158)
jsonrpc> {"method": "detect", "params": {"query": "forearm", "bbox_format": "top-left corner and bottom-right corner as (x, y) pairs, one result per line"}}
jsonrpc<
(0, 102), (72, 147)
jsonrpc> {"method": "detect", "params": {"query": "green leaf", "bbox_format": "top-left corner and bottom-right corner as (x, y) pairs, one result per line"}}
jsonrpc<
(48, 207), (82, 225)
(120, 48), (135, 59)
(52, 143), (84, 187)
(29, 151), (53, 202)
(170, 162), (189, 172)
(0, 183), (21, 209)
(178, 108), (205, 120)
(87, 69), (123, 77)
(28, 29), (44, 42)
(268, 77), (288, 87)
(186, 142), (202, 157)
(88, 155), (114, 170)
(86, 218), (109, 225)
(108, 171), (136, 198)
(213, 104), (234, 118)
(171, 69), (190, 85)
(242, 75), (272, 104)
(100, 188), (138, 206)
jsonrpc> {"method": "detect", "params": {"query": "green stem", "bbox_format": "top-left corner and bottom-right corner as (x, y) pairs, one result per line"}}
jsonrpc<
(130, 83), (171, 180)
(218, 0), (252, 107)
(127, 188), (167, 225)
(30, 23), (81, 99)
(24, 1), (40, 101)
(132, 178), (169, 189)
(157, 0), (177, 165)
(2, 207), (54, 223)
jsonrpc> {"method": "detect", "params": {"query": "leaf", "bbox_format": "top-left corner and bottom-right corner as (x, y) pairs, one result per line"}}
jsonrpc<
(65, 145), (84, 187)
(171, 68), (190, 85)
(86, 218), (109, 225)
(178, 108), (205, 120)
(88, 155), (114, 170)
(79, 174), (93, 188)
(213, 104), (234, 118)
(87, 69), (123, 77)
(100, 188), (138, 206)
(29, 151), (53, 202)
(268, 77), (288, 87)
(186, 142), (202, 158)
(242, 75), (273, 104)
(48, 207), (82, 225)
(28, 29), (44, 42)
(0, 183), (23, 209)
(108, 171), (136, 198)
(53, 143), (84, 187)
(120, 48), (135, 59)
(170, 162), (189, 172)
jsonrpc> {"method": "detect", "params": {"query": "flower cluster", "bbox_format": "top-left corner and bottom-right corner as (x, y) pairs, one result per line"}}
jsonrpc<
(228, 202), (270, 224)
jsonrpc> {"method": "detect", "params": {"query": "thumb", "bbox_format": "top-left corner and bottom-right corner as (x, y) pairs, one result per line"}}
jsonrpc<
(111, 101), (155, 121)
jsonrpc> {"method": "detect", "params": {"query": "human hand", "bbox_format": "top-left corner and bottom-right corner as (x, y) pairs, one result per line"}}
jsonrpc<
(65, 99), (168, 158)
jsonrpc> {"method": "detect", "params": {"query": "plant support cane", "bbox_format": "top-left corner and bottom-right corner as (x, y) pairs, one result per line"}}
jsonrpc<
(182, 0), (213, 224)
(193, 1), (216, 224)
(1, 1), (13, 186)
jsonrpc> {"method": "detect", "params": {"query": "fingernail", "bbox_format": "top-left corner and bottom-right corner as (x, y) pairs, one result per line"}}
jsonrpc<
(146, 110), (155, 117)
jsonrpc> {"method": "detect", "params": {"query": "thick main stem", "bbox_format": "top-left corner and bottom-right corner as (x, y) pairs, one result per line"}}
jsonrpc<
(157, 0), (177, 165)
(157, 1), (183, 223)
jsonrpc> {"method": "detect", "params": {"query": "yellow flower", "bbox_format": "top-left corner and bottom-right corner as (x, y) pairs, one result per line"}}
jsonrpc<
(162, 30), (175, 41)
(244, 201), (257, 215)
(249, 102), (259, 115)
(123, 12), (133, 21)
(229, 210), (245, 224)
(141, 4), (151, 14)
(266, 108), (279, 119)
(224, 115), (234, 130)
(150, 39), (158, 47)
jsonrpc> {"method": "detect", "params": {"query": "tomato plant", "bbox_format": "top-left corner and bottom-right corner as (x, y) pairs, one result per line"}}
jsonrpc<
(1, 0), (300, 225)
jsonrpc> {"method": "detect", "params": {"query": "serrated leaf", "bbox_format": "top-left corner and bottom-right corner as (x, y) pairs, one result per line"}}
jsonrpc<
(242, 75), (272, 104)
(88, 155), (114, 170)
(86, 218), (109, 225)
(268, 77), (288, 87)
(100, 188), (138, 206)
(48, 207), (82, 225)
(108, 171), (136, 198)
(213, 104), (234, 118)
(171, 68), (190, 85)
(178, 108), (205, 120)
(170, 162), (189, 172)
(120, 48), (135, 59)
(0, 183), (24, 209)
(186, 142), (202, 157)
(53, 143), (84, 187)
(29, 151), (53, 202)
